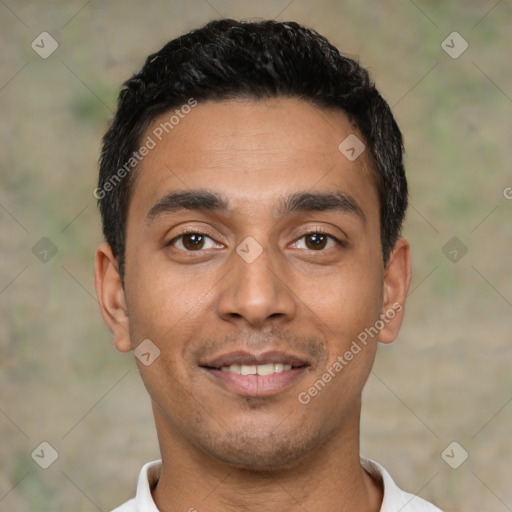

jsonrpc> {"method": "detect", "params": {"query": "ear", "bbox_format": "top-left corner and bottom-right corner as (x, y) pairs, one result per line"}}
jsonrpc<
(94, 242), (131, 352)
(379, 237), (411, 344)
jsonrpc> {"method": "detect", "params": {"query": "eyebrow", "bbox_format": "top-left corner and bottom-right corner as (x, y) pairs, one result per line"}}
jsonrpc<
(146, 189), (365, 224)
(278, 191), (365, 223)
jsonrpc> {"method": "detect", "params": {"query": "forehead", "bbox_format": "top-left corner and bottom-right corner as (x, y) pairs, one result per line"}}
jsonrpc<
(128, 98), (378, 222)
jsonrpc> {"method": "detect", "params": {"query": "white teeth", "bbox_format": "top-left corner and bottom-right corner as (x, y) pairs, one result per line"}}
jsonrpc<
(240, 365), (257, 375)
(257, 363), (275, 376)
(219, 363), (294, 375)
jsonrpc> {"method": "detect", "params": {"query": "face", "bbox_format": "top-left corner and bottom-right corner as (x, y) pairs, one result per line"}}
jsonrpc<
(95, 97), (410, 471)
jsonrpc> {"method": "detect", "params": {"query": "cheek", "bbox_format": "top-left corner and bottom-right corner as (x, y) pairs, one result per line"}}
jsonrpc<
(123, 262), (198, 356)
(296, 268), (382, 416)
(125, 268), (208, 408)
(306, 259), (383, 343)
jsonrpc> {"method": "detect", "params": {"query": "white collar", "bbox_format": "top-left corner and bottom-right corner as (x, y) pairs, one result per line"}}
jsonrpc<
(112, 457), (443, 511)
(360, 458), (443, 511)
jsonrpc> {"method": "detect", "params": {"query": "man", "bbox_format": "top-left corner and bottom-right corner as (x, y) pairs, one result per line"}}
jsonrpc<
(94, 18), (443, 512)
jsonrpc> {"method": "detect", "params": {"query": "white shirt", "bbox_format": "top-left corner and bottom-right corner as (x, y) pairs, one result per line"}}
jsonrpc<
(111, 457), (443, 512)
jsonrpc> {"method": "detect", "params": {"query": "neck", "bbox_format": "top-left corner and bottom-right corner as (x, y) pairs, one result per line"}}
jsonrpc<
(151, 403), (383, 512)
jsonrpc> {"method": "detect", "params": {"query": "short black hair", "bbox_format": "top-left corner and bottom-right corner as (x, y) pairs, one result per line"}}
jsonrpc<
(98, 18), (407, 280)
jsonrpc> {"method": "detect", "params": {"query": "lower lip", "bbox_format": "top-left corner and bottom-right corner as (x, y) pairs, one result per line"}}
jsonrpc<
(203, 367), (308, 397)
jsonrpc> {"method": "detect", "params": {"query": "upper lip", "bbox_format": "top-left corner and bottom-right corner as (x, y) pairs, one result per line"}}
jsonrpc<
(200, 350), (311, 369)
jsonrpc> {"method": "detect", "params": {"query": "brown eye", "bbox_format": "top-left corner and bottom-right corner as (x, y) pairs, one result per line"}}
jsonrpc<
(182, 233), (205, 250)
(168, 232), (220, 251)
(292, 232), (340, 251)
(305, 233), (328, 250)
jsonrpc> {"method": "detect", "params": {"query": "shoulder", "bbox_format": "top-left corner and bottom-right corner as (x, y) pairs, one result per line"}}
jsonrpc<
(361, 457), (444, 512)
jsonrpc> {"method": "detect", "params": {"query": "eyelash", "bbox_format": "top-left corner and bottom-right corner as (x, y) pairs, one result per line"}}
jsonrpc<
(166, 228), (344, 251)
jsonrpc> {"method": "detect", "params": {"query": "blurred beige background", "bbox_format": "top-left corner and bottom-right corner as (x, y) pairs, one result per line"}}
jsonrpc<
(1, 1), (511, 510)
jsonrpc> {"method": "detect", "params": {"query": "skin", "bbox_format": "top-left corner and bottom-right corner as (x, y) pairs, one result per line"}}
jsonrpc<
(95, 97), (411, 512)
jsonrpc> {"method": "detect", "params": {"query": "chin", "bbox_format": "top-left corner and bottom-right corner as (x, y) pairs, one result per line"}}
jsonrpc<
(196, 423), (320, 472)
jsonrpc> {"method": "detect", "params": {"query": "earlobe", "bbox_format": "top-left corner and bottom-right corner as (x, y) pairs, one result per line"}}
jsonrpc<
(379, 237), (411, 344)
(94, 242), (132, 352)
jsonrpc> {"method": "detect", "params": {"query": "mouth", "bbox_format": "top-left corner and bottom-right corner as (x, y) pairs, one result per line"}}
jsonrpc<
(199, 351), (311, 397)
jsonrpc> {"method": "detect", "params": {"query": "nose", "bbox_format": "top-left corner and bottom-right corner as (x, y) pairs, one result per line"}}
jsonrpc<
(216, 240), (297, 329)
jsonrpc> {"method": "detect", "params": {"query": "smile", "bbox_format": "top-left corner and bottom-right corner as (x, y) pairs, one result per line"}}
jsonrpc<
(200, 351), (311, 397)
(220, 363), (292, 375)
